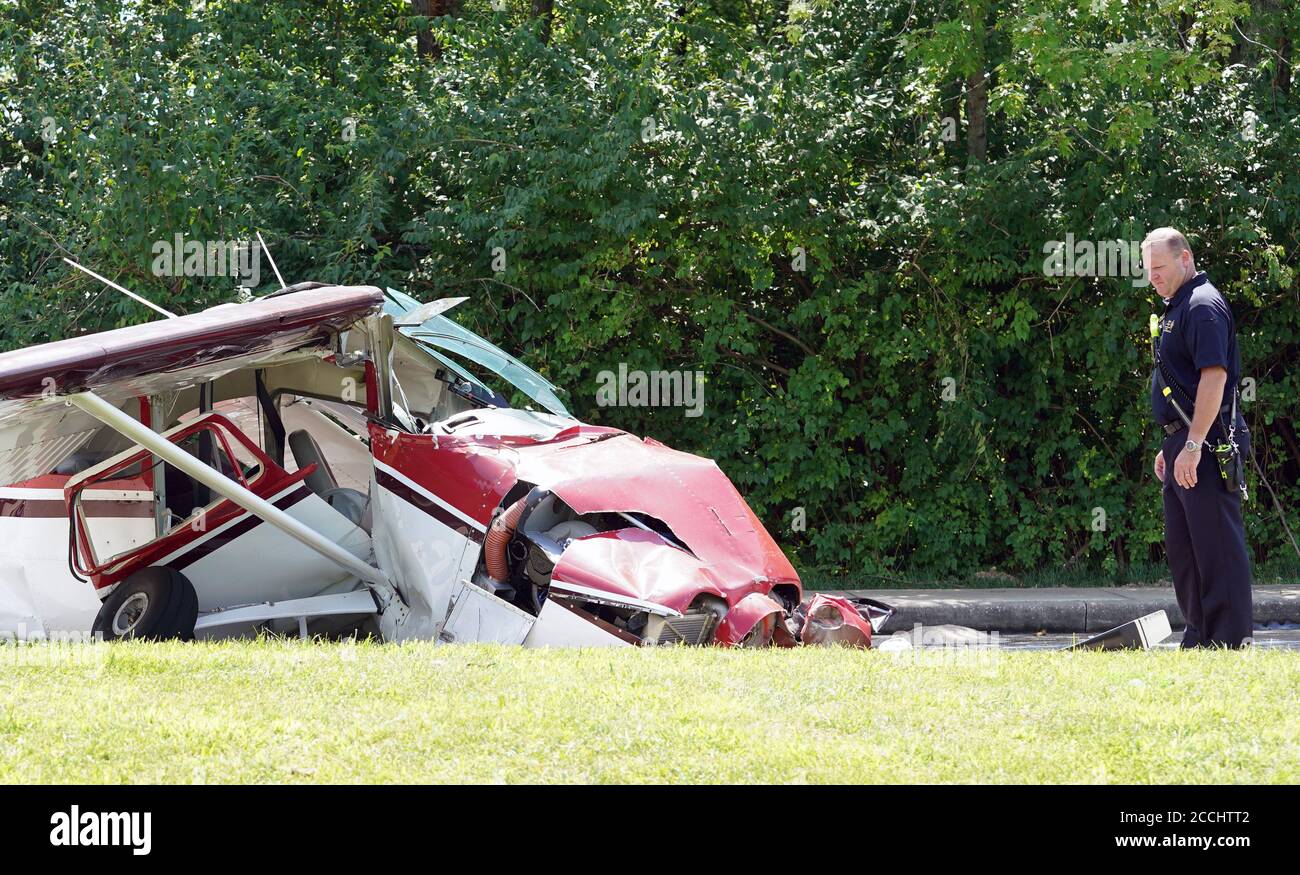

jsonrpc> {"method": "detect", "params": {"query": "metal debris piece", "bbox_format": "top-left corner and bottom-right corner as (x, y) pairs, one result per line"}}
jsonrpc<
(1066, 611), (1172, 651)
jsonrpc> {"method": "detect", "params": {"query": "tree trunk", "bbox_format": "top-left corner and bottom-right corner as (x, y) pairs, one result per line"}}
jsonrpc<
(965, 71), (988, 163)
(1276, 32), (1292, 97)
(410, 0), (463, 60)
(941, 76), (964, 162)
(965, 2), (988, 164)
(533, 0), (554, 45)
(1178, 12), (1195, 51)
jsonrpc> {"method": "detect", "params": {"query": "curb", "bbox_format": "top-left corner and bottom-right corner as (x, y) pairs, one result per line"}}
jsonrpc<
(813, 585), (1300, 633)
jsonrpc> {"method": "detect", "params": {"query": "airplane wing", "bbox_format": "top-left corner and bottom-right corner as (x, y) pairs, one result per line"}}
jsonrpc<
(0, 285), (384, 487)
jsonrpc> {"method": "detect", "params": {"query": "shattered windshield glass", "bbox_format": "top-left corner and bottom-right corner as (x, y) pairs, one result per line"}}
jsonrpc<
(383, 288), (571, 417)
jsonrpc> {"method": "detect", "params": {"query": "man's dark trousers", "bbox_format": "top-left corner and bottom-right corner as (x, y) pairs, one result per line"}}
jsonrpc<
(1161, 424), (1253, 647)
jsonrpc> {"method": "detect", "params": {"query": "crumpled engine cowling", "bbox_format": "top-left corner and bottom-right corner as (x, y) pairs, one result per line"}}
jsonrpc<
(789, 594), (879, 648)
(488, 480), (894, 649)
(713, 592), (790, 647)
(715, 593), (887, 649)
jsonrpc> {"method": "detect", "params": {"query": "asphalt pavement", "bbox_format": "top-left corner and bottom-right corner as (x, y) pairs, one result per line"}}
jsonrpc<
(994, 627), (1300, 651)
(817, 584), (1300, 634)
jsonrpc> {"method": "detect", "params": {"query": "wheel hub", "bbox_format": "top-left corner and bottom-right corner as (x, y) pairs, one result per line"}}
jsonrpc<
(112, 591), (150, 636)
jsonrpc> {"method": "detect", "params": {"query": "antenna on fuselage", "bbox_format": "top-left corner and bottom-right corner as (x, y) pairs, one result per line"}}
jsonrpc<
(63, 257), (177, 319)
(256, 232), (287, 291)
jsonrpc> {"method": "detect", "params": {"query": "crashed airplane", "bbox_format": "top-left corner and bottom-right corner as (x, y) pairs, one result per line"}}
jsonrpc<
(0, 280), (889, 647)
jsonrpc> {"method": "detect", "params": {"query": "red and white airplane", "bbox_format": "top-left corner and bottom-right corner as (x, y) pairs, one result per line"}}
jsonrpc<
(0, 279), (887, 646)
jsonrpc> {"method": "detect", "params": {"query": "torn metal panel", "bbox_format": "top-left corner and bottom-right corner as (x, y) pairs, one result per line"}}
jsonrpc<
(439, 579), (536, 645)
(510, 433), (799, 597)
(392, 296), (470, 327)
(1067, 611), (1172, 651)
(853, 597), (895, 634)
(797, 594), (875, 648)
(523, 598), (634, 648)
(549, 528), (724, 615)
(368, 462), (476, 643)
(384, 423), (801, 618)
(714, 592), (786, 647)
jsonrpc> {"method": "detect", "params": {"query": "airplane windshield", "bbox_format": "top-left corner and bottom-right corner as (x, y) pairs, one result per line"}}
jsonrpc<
(382, 288), (571, 417)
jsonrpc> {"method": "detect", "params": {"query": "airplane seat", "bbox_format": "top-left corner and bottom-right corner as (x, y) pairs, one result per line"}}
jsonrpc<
(163, 462), (198, 522)
(287, 428), (369, 532)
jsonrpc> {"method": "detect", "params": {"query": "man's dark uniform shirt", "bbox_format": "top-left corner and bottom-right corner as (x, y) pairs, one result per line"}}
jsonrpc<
(1150, 270), (1244, 433)
(1149, 270), (1253, 648)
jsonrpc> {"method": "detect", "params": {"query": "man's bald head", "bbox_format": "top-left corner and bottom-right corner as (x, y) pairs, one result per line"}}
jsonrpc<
(1141, 227), (1194, 261)
(1142, 227), (1196, 299)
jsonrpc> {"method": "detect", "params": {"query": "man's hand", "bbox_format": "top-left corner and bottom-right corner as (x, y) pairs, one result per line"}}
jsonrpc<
(1167, 365), (1225, 490)
(1170, 364), (1226, 491)
(1173, 447), (1199, 489)
(1154, 450), (1166, 483)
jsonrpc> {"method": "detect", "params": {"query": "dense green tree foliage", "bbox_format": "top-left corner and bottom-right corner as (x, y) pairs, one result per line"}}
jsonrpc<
(2, 0), (1297, 579)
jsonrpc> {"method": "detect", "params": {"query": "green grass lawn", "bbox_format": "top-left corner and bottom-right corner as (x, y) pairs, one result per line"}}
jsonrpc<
(2, 639), (1296, 784)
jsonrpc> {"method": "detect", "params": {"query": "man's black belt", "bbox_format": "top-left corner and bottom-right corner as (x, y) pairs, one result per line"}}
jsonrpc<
(1159, 401), (1233, 435)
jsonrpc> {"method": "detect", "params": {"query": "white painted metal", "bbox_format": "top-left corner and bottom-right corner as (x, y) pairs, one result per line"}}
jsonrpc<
(439, 579), (535, 645)
(0, 490), (151, 634)
(369, 469), (474, 641)
(255, 232), (287, 290)
(192, 590), (378, 635)
(66, 391), (390, 588)
(153, 485), (372, 610)
(280, 399), (372, 492)
(1139, 610), (1173, 646)
(0, 557), (100, 635)
(82, 510), (155, 570)
(523, 599), (632, 649)
(0, 486), (151, 502)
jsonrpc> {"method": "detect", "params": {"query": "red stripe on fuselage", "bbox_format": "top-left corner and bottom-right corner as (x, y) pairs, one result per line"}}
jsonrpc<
(368, 424), (513, 528)
(0, 498), (153, 519)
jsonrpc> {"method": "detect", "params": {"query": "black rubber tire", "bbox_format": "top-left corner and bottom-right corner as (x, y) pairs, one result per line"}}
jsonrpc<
(93, 567), (199, 641)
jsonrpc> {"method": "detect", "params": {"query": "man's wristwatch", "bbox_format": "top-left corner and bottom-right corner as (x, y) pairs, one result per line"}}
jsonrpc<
(1185, 439), (1202, 454)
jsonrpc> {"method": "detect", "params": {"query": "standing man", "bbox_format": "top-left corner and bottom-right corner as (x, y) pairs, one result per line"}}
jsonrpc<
(1145, 228), (1253, 648)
